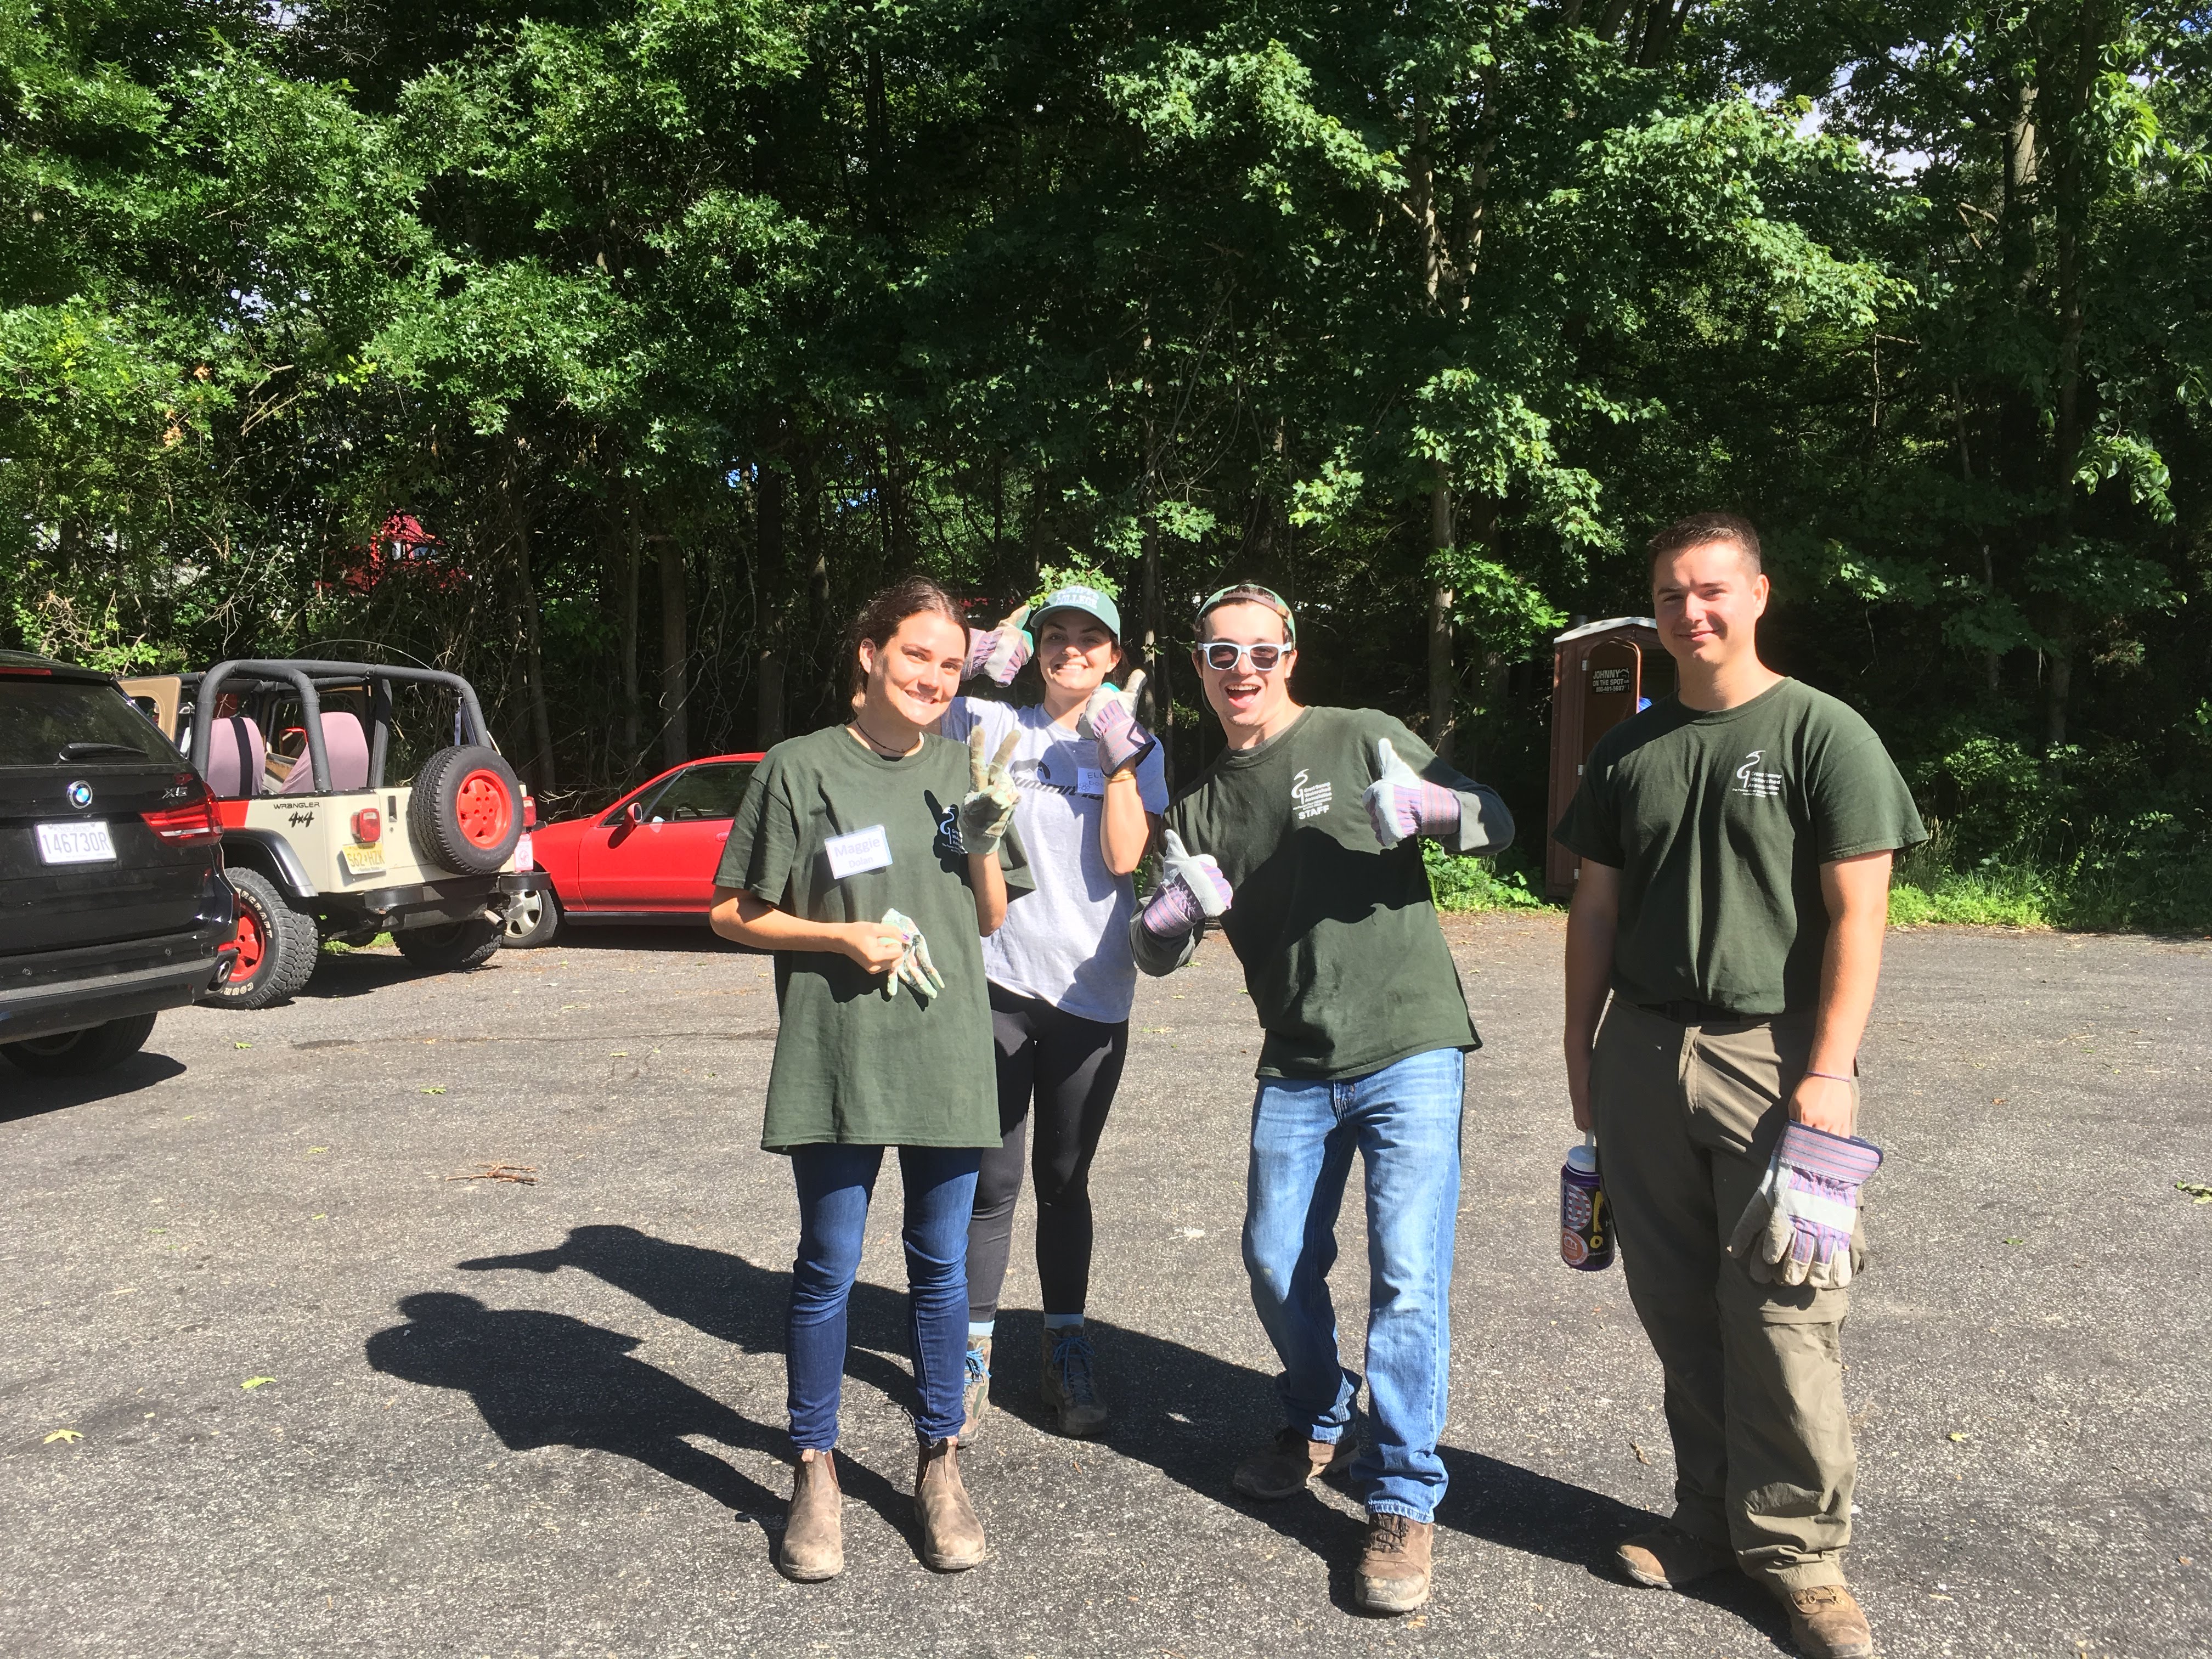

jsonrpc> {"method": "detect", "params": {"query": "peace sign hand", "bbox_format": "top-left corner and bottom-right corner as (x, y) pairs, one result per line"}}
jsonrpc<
(957, 724), (1022, 856)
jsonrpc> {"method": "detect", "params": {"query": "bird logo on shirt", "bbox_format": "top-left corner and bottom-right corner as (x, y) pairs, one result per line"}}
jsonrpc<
(1290, 769), (1334, 821)
(1734, 751), (1784, 799)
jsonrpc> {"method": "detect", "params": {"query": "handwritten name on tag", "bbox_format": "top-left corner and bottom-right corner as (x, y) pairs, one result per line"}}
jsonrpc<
(1076, 767), (1107, 798)
(825, 824), (893, 881)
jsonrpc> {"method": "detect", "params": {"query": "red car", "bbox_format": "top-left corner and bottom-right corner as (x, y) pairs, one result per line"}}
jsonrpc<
(502, 753), (763, 948)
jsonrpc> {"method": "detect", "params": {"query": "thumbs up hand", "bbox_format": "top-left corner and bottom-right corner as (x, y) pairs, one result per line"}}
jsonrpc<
(1076, 669), (1157, 777)
(1362, 737), (1461, 850)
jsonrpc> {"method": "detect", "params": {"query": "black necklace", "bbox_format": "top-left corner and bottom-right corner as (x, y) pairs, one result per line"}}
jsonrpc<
(849, 716), (919, 758)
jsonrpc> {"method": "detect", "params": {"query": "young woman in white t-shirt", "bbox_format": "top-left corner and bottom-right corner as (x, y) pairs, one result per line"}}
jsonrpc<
(944, 585), (1169, 1437)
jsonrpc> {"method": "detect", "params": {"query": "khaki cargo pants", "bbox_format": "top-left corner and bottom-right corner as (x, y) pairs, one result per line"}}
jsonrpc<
(1590, 999), (1858, 1592)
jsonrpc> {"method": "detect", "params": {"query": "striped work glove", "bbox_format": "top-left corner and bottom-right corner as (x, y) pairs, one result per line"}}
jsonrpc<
(1727, 1120), (1882, 1290)
(964, 604), (1033, 685)
(1077, 670), (1156, 777)
(1136, 830), (1232, 940)
(1362, 738), (1460, 850)
(880, 909), (946, 1001)
(956, 725), (1021, 856)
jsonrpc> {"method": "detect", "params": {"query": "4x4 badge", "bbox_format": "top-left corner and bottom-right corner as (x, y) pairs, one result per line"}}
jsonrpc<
(66, 780), (93, 809)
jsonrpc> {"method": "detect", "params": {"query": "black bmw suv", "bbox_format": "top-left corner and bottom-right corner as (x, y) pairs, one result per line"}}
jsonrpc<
(0, 650), (238, 1077)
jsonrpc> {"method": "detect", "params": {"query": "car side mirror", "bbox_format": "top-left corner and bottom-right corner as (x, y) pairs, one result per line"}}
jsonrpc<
(625, 800), (645, 825)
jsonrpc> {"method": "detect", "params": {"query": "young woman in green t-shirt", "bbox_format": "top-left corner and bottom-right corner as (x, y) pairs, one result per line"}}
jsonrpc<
(710, 576), (1025, 1583)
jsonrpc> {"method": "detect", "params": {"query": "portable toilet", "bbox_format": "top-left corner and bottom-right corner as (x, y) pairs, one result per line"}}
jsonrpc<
(1546, 618), (1667, 900)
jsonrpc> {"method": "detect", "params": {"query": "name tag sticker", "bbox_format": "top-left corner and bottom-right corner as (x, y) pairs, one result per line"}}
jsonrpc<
(1076, 768), (1107, 798)
(825, 824), (893, 881)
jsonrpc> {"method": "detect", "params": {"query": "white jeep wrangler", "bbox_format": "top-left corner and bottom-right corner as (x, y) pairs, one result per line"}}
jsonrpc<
(125, 659), (534, 1008)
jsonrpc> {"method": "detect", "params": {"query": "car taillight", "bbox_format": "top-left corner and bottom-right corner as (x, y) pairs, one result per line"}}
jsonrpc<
(141, 792), (220, 842)
(352, 806), (383, 844)
(523, 795), (538, 829)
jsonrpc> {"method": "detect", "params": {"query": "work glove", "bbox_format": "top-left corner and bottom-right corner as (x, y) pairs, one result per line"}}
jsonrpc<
(1076, 669), (1156, 777)
(880, 908), (946, 1001)
(964, 603), (1033, 685)
(1726, 1120), (1883, 1290)
(1362, 737), (1462, 850)
(1137, 830), (1233, 940)
(956, 725), (1021, 856)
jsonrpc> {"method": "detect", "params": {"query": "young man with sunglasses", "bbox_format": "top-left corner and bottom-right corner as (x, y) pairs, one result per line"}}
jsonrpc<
(1130, 583), (1515, 1615)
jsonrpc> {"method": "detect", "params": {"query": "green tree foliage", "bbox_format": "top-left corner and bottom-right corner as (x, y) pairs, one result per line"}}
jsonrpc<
(4, 2), (2208, 922)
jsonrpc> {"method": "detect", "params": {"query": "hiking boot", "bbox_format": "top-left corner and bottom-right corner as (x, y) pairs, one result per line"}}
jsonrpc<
(1780, 1584), (1875, 1658)
(1232, 1424), (1358, 1501)
(1040, 1324), (1109, 1438)
(1615, 1521), (1734, 1589)
(777, 1449), (843, 1582)
(912, 1437), (988, 1572)
(961, 1336), (992, 1442)
(1353, 1512), (1435, 1614)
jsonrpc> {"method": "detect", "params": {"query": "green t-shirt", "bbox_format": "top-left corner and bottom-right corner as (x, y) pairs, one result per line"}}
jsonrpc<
(1165, 707), (1491, 1081)
(1552, 678), (1926, 1017)
(715, 724), (1032, 1153)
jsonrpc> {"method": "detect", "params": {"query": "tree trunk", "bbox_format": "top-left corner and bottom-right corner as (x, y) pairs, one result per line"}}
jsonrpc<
(1426, 467), (1455, 765)
(755, 467), (786, 749)
(512, 494), (556, 792)
(659, 536), (688, 767)
(619, 512), (641, 771)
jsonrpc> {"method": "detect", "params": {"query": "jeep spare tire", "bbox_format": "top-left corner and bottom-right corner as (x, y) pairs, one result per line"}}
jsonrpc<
(410, 744), (523, 875)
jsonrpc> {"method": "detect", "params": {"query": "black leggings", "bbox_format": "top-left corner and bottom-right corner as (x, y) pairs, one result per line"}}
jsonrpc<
(964, 983), (1130, 1324)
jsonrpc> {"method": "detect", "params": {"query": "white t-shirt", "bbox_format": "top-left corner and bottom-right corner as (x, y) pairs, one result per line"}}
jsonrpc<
(941, 696), (1170, 1024)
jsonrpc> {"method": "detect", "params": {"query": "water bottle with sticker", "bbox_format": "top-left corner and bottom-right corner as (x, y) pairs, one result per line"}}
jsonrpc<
(1560, 1132), (1615, 1272)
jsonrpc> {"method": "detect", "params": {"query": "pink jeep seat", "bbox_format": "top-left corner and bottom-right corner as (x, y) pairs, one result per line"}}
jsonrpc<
(278, 712), (371, 794)
(202, 715), (266, 799)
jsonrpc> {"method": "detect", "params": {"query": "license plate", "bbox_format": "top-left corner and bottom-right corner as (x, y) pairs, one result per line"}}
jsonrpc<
(341, 843), (386, 874)
(514, 833), (534, 870)
(37, 821), (115, 865)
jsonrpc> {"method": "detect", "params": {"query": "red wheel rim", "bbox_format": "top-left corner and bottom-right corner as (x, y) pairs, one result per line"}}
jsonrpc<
(454, 769), (514, 848)
(233, 907), (266, 977)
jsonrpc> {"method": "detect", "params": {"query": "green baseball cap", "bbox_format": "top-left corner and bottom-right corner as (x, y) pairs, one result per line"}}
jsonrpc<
(1031, 584), (1122, 639)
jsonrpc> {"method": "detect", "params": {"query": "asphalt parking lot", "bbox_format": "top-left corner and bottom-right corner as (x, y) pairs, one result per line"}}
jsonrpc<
(4, 915), (2209, 1659)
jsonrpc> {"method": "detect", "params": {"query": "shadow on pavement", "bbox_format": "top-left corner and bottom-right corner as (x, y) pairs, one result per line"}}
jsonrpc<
(434, 1223), (1710, 1622)
(0, 1050), (187, 1122)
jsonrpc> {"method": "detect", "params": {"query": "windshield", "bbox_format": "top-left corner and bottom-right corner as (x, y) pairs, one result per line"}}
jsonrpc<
(0, 679), (184, 768)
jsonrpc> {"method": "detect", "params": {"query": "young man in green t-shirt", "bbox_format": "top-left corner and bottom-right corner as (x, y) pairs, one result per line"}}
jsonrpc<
(1130, 583), (1515, 1615)
(1553, 514), (1925, 1659)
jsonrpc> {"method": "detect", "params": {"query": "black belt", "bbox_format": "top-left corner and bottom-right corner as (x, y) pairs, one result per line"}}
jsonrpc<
(1638, 999), (1753, 1025)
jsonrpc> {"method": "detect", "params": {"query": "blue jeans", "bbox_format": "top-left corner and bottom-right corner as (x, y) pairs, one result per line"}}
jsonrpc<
(787, 1144), (982, 1451)
(1242, 1046), (1465, 1523)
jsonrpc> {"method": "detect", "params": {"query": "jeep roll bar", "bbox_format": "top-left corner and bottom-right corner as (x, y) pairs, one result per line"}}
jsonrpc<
(187, 659), (494, 795)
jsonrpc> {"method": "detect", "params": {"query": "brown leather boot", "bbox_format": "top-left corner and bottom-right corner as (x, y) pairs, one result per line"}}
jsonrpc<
(1780, 1584), (1875, 1658)
(1232, 1425), (1358, 1500)
(960, 1335), (992, 1442)
(1039, 1323), (1109, 1438)
(1353, 1512), (1434, 1613)
(1616, 1521), (1734, 1589)
(912, 1437), (988, 1571)
(777, 1449), (843, 1582)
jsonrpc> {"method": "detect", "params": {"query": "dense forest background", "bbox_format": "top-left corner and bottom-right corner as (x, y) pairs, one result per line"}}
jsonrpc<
(5, 2), (2209, 924)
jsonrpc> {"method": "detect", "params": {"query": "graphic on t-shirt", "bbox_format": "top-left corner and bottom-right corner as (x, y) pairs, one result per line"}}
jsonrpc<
(1290, 768), (1334, 820)
(1733, 750), (1784, 799)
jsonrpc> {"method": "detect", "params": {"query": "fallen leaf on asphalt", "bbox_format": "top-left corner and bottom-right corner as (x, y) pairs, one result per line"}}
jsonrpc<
(2176, 1181), (2212, 1204)
(43, 1429), (82, 1444)
(445, 1164), (538, 1186)
(242, 1377), (275, 1390)
(2002, 1237), (2024, 1245)
(420, 1086), (447, 1095)
(306, 1147), (328, 1156)
(1632, 1442), (1651, 1465)
(1948, 1431), (1970, 1442)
